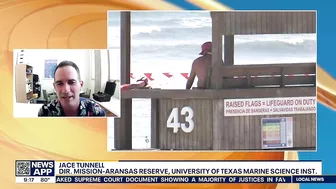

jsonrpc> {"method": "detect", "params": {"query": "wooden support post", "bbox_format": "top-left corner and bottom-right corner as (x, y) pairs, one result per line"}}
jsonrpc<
(210, 12), (223, 89)
(114, 11), (132, 150)
(151, 99), (160, 149)
(224, 35), (234, 65)
(210, 12), (223, 151)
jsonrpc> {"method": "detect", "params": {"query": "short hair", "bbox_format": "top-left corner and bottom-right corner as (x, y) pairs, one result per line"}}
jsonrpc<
(54, 60), (81, 81)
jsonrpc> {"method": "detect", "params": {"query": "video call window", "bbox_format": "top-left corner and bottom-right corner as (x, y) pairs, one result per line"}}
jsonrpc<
(13, 49), (121, 118)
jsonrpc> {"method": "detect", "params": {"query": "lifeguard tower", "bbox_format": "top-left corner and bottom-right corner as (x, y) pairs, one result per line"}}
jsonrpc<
(114, 11), (316, 151)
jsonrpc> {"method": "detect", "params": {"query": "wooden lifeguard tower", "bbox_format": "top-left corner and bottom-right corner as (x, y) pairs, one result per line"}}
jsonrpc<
(114, 11), (317, 151)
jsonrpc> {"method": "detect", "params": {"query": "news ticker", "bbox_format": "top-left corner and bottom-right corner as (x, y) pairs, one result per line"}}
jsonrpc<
(16, 175), (336, 184)
(16, 160), (336, 184)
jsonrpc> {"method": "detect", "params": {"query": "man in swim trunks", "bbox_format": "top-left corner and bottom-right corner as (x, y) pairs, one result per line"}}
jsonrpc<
(186, 41), (212, 89)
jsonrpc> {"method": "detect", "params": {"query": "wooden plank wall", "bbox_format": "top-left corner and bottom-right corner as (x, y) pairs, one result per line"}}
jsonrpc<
(158, 99), (213, 150)
(211, 11), (316, 35)
(214, 113), (316, 150)
(157, 99), (316, 150)
(212, 97), (316, 150)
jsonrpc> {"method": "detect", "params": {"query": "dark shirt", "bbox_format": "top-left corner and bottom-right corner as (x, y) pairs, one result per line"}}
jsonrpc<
(38, 97), (105, 117)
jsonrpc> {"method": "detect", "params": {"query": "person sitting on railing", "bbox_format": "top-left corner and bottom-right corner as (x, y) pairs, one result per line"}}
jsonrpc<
(120, 77), (150, 91)
(186, 41), (212, 90)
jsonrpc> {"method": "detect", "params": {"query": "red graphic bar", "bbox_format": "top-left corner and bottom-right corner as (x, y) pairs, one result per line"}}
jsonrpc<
(144, 73), (154, 81)
(163, 73), (173, 78)
(181, 73), (189, 79)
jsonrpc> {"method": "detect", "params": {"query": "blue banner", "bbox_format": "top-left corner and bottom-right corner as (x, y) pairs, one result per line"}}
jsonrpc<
(293, 176), (336, 183)
(55, 176), (292, 183)
(30, 161), (55, 177)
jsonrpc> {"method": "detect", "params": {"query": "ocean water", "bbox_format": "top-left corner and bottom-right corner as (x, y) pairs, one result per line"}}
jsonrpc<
(106, 11), (317, 150)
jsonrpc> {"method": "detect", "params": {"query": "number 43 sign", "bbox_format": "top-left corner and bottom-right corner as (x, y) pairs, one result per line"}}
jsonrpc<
(166, 106), (195, 133)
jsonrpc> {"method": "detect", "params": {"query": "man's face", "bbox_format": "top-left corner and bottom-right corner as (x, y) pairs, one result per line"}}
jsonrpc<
(53, 66), (83, 107)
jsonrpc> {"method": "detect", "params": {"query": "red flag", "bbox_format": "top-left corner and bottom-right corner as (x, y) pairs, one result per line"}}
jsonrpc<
(163, 73), (173, 78)
(181, 73), (189, 79)
(144, 73), (154, 81)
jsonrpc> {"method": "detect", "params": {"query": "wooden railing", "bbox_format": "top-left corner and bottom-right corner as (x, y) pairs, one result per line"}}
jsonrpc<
(117, 63), (317, 150)
(122, 88), (316, 99)
(219, 63), (316, 89)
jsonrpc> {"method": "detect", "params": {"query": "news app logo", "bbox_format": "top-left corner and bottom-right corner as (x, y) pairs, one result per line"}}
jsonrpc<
(15, 160), (55, 177)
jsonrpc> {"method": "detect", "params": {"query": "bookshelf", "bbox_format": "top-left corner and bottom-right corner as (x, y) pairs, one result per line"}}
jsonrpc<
(15, 64), (34, 103)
